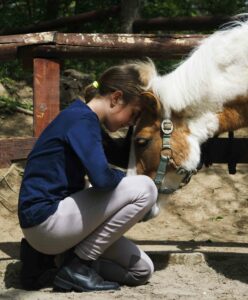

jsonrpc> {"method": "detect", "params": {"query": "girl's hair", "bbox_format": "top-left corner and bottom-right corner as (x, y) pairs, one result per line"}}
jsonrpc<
(84, 59), (157, 105)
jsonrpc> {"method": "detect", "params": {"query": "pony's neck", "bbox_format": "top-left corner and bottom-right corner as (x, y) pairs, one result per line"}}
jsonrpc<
(150, 21), (248, 117)
(151, 45), (214, 116)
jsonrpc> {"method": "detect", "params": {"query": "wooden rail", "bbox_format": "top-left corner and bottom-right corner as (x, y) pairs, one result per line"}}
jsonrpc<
(0, 138), (36, 168)
(0, 32), (55, 60)
(0, 32), (205, 61)
(21, 33), (205, 59)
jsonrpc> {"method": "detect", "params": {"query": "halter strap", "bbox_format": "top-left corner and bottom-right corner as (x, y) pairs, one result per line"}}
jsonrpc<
(154, 118), (197, 193)
(154, 119), (173, 193)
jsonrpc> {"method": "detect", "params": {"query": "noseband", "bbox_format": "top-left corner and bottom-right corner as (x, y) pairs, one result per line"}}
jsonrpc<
(154, 119), (197, 194)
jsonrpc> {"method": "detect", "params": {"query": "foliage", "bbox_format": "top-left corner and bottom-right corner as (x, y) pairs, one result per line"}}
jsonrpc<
(142, 0), (198, 17)
(0, 60), (30, 81)
(0, 77), (33, 113)
(193, 0), (248, 15)
(0, 0), (120, 33)
(0, 95), (32, 114)
(63, 58), (123, 81)
(0, 0), (248, 81)
(142, 0), (248, 17)
(1, 0), (246, 33)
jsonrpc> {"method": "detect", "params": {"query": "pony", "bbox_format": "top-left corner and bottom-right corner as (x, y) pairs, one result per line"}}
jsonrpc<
(127, 18), (248, 198)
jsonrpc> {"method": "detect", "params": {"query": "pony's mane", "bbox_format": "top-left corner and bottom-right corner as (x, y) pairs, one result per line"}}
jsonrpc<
(150, 16), (248, 117)
(218, 13), (248, 30)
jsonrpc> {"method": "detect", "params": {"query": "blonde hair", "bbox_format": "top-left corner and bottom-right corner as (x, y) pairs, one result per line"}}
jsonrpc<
(84, 59), (157, 104)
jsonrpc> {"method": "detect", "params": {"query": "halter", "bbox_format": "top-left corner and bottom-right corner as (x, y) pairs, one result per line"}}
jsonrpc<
(140, 91), (196, 193)
(154, 118), (197, 194)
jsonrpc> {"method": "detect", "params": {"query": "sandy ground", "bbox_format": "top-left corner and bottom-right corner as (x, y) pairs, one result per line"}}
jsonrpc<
(0, 113), (248, 300)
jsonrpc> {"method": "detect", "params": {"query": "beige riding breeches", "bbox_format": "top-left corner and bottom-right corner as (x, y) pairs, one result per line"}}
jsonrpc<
(22, 175), (158, 286)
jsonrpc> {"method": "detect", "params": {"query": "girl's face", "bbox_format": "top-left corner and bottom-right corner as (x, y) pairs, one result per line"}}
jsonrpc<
(104, 96), (141, 132)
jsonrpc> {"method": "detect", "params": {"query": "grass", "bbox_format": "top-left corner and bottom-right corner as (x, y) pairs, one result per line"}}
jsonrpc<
(0, 96), (33, 114)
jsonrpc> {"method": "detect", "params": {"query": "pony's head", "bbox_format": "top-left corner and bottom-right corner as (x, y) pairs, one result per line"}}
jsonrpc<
(132, 18), (248, 193)
(133, 92), (198, 193)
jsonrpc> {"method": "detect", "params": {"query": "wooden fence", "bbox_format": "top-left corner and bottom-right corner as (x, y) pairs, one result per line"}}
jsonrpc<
(0, 31), (247, 171)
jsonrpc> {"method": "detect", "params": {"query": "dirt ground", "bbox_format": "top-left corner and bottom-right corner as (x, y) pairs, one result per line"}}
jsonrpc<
(0, 112), (248, 300)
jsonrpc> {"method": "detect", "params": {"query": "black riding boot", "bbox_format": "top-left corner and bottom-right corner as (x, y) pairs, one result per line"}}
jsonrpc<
(53, 253), (120, 292)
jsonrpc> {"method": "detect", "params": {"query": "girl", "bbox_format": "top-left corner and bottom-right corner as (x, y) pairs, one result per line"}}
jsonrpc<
(18, 60), (158, 292)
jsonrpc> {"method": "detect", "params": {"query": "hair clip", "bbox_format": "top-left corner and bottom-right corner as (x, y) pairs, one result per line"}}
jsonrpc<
(92, 81), (99, 89)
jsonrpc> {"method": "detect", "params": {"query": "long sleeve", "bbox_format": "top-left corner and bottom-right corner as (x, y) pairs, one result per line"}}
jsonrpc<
(65, 116), (125, 190)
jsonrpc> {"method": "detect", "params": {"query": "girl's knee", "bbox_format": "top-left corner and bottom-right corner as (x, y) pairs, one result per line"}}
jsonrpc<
(135, 175), (158, 207)
(124, 255), (154, 286)
(91, 254), (154, 287)
(141, 175), (157, 197)
(124, 175), (158, 205)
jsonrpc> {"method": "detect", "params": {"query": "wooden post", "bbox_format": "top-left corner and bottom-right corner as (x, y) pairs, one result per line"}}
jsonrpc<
(33, 58), (60, 137)
(0, 138), (36, 168)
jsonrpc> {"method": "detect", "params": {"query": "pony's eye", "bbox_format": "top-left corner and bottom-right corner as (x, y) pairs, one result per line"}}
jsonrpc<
(134, 137), (151, 147)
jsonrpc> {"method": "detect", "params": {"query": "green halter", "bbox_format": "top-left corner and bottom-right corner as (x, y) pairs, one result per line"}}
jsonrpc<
(154, 118), (197, 193)
(154, 119), (174, 193)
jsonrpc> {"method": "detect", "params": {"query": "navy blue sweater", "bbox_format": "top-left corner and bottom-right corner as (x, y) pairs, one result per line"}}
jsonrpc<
(18, 99), (125, 228)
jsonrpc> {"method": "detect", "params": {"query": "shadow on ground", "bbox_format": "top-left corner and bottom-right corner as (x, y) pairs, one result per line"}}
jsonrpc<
(134, 239), (248, 284)
(1, 240), (248, 290)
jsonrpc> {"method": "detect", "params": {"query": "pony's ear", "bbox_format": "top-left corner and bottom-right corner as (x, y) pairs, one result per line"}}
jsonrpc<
(140, 91), (161, 116)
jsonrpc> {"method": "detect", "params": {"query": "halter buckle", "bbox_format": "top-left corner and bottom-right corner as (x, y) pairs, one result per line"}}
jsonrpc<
(161, 119), (173, 135)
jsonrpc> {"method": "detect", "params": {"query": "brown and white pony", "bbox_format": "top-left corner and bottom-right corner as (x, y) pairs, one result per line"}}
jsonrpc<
(127, 18), (248, 199)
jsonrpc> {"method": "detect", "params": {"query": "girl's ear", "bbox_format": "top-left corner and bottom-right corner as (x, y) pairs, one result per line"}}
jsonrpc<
(110, 90), (123, 107)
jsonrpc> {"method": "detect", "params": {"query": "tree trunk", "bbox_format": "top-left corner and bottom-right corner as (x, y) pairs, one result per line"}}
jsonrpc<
(120, 0), (142, 33)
